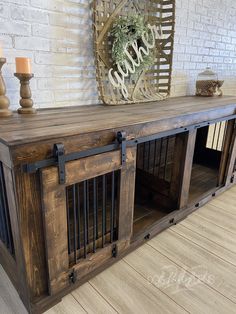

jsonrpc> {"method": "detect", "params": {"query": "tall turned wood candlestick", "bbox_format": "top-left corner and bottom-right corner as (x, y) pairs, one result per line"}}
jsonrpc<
(14, 73), (36, 114)
(0, 58), (12, 117)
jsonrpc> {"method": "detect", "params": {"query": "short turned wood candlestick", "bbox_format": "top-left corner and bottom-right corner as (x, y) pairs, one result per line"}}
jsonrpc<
(14, 73), (36, 114)
(0, 58), (12, 117)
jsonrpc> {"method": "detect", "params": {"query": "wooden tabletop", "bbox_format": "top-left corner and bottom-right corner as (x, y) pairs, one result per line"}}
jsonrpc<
(1, 96), (236, 146)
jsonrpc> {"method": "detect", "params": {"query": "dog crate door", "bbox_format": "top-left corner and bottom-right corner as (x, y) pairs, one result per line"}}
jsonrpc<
(41, 147), (135, 295)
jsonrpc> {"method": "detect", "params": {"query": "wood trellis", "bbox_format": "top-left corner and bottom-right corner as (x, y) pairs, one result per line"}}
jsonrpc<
(93, 0), (176, 105)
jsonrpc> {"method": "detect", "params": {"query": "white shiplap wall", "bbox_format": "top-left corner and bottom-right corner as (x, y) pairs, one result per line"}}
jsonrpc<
(0, 0), (236, 110)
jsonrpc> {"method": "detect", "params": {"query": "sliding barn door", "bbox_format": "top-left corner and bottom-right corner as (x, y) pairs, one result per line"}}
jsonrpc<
(41, 147), (136, 295)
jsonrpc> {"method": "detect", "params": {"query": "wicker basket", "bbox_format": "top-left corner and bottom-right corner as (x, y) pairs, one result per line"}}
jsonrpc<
(93, 0), (176, 105)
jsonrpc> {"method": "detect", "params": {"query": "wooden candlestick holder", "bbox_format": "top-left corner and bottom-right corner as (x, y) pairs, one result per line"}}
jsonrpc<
(0, 58), (12, 117)
(14, 73), (36, 114)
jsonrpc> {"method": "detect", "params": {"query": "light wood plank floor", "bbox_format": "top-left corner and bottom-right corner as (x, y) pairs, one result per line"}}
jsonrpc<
(0, 186), (236, 314)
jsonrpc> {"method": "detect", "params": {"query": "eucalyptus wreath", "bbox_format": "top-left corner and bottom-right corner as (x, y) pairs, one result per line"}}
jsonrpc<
(110, 15), (155, 77)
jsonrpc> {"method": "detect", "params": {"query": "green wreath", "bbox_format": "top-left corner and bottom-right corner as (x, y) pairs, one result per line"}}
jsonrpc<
(110, 15), (155, 77)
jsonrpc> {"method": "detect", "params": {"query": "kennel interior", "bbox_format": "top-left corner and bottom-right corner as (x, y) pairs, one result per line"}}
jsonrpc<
(133, 133), (183, 238)
(188, 121), (229, 204)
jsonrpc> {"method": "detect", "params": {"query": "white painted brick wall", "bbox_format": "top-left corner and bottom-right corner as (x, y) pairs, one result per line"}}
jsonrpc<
(0, 0), (236, 110)
(172, 0), (236, 97)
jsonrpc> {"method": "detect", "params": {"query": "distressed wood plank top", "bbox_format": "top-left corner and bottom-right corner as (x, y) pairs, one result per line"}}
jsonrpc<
(0, 96), (236, 146)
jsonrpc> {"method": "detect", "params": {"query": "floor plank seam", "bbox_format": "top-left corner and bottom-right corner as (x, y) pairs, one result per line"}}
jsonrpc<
(170, 226), (236, 267)
(70, 293), (88, 314)
(207, 202), (236, 215)
(200, 203), (236, 219)
(192, 212), (236, 236)
(123, 258), (191, 314)
(88, 281), (119, 314)
(178, 222), (236, 258)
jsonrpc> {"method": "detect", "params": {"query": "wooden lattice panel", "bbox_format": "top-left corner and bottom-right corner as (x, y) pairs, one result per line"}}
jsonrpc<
(93, 0), (175, 105)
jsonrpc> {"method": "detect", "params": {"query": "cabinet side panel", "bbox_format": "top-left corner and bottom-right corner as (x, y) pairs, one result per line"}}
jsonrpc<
(14, 169), (48, 299)
(3, 165), (32, 311)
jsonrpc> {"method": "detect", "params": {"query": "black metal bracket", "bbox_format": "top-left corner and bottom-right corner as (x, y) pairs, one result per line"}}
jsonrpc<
(69, 269), (77, 284)
(53, 143), (66, 185)
(144, 233), (150, 240)
(231, 175), (235, 183)
(117, 131), (126, 166)
(112, 244), (118, 258)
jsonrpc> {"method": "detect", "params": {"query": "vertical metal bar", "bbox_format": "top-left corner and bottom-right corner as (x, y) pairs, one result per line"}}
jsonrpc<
(104, 175), (107, 234)
(93, 178), (97, 253)
(164, 137), (169, 180)
(153, 139), (157, 175)
(96, 178), (99, 239)
(102, 175), (106, 247)
(77, 183), (81, 250)
(113, 172), (117, 232)
(143, 142), (146, 170)
(147, 141), (151, 172)
(66, 189), (71, 255)
(86, 181), (90, 245)
(72, 185), (77, 264)
(137, 144), (140, 168)
(110, 171), (115, 243)
(157, 138), (163, 178)
(83, 181), (87, 258)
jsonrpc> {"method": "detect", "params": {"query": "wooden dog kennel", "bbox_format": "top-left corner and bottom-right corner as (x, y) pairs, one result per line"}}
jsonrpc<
(0, 96), (236, 313)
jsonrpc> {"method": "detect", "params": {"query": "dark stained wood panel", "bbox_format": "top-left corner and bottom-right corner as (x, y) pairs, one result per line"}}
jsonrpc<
(0, 96), (236, 146)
